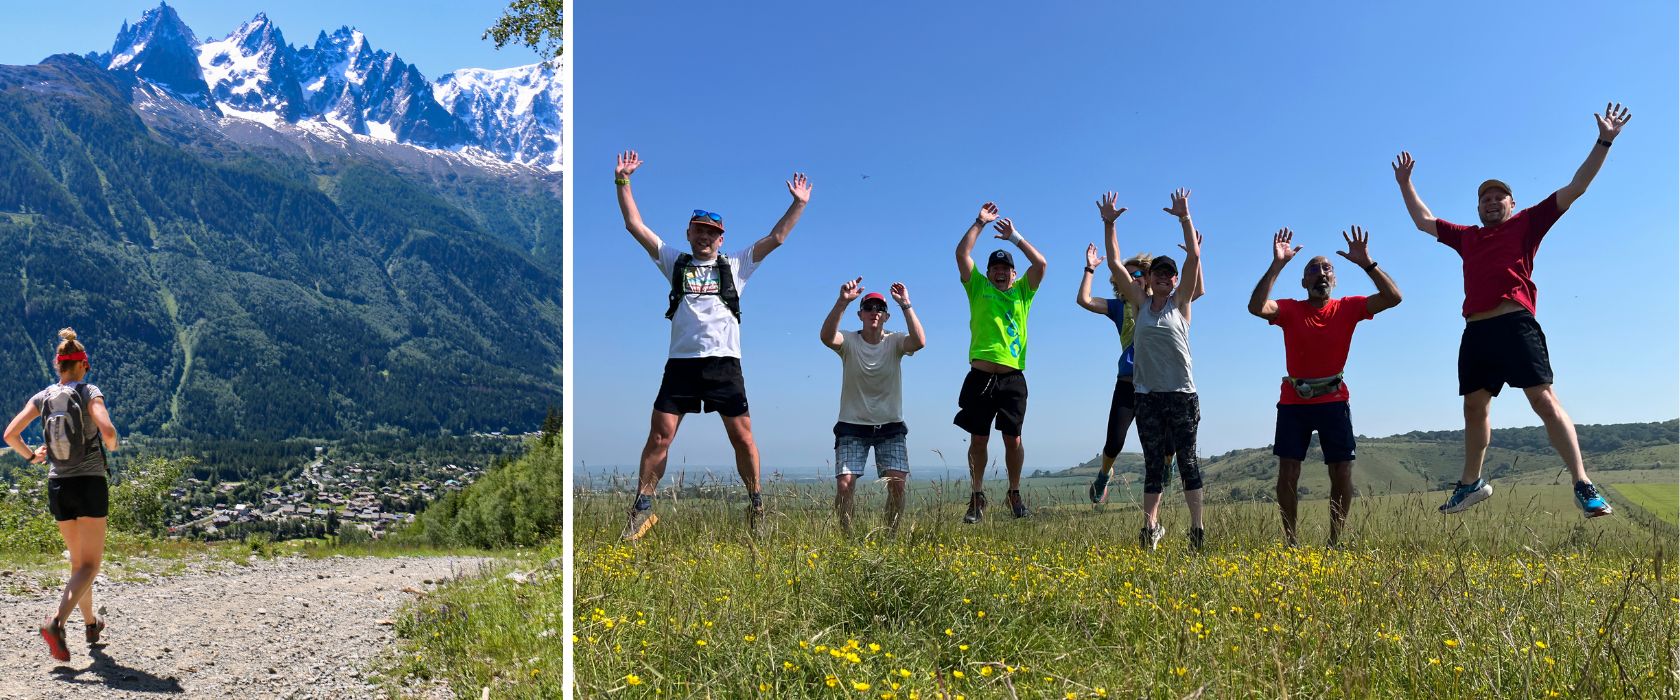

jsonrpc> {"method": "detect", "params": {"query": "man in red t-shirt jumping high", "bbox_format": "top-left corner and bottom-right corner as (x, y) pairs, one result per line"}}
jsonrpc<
(1249, 226), (1402, 547)
(1393, 102), (1631, 518)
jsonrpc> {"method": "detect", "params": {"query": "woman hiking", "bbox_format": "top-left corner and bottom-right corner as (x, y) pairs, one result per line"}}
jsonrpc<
(4, 328), (120, 662)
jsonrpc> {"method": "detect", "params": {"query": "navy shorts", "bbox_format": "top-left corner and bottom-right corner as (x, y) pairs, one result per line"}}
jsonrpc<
(1458, 311), (1553, 397)
(1273, 401), (1356, 464)
(47, 475), (109, 521)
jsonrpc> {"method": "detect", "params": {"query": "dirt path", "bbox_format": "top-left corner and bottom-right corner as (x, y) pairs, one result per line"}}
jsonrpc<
(0, 554), (489, 699)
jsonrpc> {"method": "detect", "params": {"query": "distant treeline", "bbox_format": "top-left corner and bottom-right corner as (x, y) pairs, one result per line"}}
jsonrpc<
(393, 424), (562, 549)
(1375, 420), (1678, 454)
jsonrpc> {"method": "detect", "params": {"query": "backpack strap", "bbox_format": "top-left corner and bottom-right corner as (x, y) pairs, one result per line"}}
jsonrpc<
(665, 253), (693, 320)
(714, 253), (741, 322)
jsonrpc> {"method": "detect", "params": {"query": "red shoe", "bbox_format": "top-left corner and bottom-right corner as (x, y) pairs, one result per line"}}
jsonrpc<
(86, 617), (106, 645)
(40, 616), (69, 661)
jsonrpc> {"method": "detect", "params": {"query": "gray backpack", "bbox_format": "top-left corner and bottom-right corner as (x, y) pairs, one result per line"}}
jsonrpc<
(41, 384), (95, 466)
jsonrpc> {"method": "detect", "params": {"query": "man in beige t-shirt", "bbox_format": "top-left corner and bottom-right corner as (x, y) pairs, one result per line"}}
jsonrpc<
(820, 279), (926, 533)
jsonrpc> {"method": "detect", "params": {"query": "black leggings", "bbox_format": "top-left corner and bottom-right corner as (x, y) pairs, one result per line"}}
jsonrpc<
(1103, 378), (1136, 459)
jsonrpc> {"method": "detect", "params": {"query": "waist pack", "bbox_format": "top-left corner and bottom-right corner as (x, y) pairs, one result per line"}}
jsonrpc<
(1285, 373), (1344, 400)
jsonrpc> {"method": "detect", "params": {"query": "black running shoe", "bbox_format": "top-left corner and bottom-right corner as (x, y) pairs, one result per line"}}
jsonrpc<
(962, 492), (987, 524)
(1007, 490), (1029, 518)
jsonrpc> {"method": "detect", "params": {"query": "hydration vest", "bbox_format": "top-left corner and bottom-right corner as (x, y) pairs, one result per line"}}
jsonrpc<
(666, 252), (742, 321)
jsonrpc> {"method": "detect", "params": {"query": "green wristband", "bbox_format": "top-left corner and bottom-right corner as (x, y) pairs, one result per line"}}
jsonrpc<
(615, 178), (630, 185)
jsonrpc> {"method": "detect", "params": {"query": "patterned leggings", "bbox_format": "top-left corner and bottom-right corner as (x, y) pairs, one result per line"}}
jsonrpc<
(1135, 391), (1203, 494)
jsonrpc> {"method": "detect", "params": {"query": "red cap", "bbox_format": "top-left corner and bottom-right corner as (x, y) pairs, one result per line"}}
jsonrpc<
(860, 292), (888, 307)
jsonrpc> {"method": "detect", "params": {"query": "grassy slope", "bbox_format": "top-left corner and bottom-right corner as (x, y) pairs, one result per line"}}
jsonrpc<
(575, 484), (1677, 698)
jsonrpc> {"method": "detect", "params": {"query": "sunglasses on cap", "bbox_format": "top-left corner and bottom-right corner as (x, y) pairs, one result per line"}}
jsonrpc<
(690, 209), (724, 227)
(1306, 263), (1333, 275)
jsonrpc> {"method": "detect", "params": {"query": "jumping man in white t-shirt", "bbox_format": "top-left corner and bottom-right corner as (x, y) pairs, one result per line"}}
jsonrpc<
(820, 279), (927, 534)
(614, 150), (812, 541)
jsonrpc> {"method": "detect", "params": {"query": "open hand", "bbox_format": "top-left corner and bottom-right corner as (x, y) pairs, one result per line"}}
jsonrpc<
(976, 202), (999, 225)
(1391, 152), (1415, 183)
(1178, 229), (1205, 254)
(1596, 102), (1632, 142)
(1273, 228), (1301, 264)
(1162, 188), (1191, 219)
(1086, 243), (1104, 269)
(1336, 226), (1373, 268)
(993, 217), (1018, 240)
(839, 277), (864, 302)
(787, 173), (812, 203)
(1096, 192), (1127, 223)
(890, 282), (911, 307)
(615, 150), (642, 179)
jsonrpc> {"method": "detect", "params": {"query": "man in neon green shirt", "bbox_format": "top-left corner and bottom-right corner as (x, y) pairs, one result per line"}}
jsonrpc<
(953, 201), (1047, 522)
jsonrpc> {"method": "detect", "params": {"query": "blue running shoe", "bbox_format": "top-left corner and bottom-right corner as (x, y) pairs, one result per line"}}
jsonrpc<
(1439, 479), (1493, 514)
(1088, 471), (1110, 504)
(1573, 481), (1613, 518)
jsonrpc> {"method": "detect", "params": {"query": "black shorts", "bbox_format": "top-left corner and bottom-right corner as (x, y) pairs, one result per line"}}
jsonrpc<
(1458, 311), (1553, 397)
(653, 357), (749, 417)
(953, 368), (1028, 436)
(1273, 401), (1356, 463)
(47, 475), (109, 521)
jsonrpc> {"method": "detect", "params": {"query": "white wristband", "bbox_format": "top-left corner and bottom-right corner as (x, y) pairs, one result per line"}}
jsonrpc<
(1007, 231), (1025, 246)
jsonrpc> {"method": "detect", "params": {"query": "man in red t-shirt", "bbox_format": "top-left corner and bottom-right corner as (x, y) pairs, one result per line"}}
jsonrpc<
(1249, 226), (1402, 547)
(1392, 102), (1631, 519)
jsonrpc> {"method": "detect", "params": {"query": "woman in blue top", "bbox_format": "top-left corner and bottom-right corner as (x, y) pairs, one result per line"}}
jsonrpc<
(4, 328), (120, 662)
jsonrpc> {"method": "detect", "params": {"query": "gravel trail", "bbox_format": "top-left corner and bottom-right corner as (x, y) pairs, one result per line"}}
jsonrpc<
(0, 554), (488, 699)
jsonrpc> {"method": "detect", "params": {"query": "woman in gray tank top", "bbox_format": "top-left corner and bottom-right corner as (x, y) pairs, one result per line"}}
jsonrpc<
(3, 328), (121, 661)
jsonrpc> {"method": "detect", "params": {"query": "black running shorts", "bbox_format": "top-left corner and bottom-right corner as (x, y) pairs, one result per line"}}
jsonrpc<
(953, 368), (1028, 436)
(654, 357), (750, 417)
(47, 475), (109, 521)
(1457, 311), (1553, 397)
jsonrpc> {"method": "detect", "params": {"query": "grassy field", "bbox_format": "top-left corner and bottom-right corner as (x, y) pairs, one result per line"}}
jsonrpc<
(1610, 483), (1678, 526)
(575, 482), (1677, 698)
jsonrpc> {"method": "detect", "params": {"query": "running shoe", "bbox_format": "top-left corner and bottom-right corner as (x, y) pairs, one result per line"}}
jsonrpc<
(1139, 522), (1166, 551)
(1088, 471), (1110, 505)
(1573, 481), (1614, 518)
(1189, 527), (1205, 552)
(40, 615), (68, 662)
(1007, 490), (1030, 518)
(85, 616), (105, 645)
(620, 507), (658, 541)
(1438, 479), (1493, 514)
(748, 502), (766, 536)
(962, 492), (987, 524)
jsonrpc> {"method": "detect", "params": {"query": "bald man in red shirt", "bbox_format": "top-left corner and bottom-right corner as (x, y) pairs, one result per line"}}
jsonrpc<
(1393, 102), (1631, 519)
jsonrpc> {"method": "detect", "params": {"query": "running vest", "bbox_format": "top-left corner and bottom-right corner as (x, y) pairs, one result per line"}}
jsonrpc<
(666, 253), (742, 321)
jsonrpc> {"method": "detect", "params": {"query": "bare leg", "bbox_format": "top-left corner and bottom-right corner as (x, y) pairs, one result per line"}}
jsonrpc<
(54, 518), (105, 626)
(967, 434), (989, 493)
(1142, 492), (1162, 528)
(1276, 458), (1302, 546)
(883, 469), (908, 531)
(721, 413), (761, 495)
(1461, 390), (1494, 483)
(834, 474), (857, 533)
(1327, 461), (1354, 546)
(1523, 385), (1589, 483)
(1001, 435), (1024, 491)
(638, 411), (683, 496)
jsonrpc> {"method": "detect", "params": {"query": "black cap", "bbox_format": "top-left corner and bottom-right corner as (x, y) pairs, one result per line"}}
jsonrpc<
(1149, 255), (1178, 276)
(987, 249), (1015, 269)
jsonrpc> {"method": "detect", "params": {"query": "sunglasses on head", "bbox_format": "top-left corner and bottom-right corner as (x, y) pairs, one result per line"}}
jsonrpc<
(691, 209), (723, 223)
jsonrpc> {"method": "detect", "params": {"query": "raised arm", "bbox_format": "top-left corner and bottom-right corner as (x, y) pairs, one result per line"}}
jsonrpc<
(1077, 243), (1111, 315)
(957, 202), (999, 282)
(1097, 192), (1144, 309)
(820, 277), (863, 351)
(992, 218), (1047, 290)
(1336, 226), (1403, 315)
(750, 173), (812, 263)
(890, 282), (926, 354)
(1179, 230), (1206, 300)
(614, 150), (663, 259)
(1392, 152), (1438, 238)
(1555, 102), (1632, 211)
(1163, 189), (1200, 310)
(1248, 227), (1300, 320)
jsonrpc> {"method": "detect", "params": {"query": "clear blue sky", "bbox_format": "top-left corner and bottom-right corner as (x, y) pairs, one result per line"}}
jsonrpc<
(0, 1), (542, 72)
(574, 1), (1677, 476)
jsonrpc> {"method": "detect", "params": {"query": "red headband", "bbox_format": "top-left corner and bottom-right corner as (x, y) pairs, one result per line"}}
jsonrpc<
(56, 352), (87, 362)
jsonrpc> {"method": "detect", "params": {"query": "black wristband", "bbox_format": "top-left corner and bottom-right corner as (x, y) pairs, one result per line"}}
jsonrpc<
(1084, 266), (1095, 274)
(898, 303), (912, 310)
(1363, 261), (1378, 272)
(1596, 138), (1613, 149)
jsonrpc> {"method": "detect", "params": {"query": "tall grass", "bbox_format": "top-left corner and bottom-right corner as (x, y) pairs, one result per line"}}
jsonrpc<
(575, 478), (1677, 698)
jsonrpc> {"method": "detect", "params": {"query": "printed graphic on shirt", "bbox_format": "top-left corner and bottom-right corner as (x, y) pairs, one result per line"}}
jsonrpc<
(682, 264), (721, 294)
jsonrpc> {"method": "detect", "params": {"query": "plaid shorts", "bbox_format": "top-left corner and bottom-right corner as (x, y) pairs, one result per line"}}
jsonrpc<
(835, 434), (910, 478)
